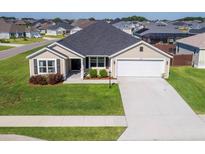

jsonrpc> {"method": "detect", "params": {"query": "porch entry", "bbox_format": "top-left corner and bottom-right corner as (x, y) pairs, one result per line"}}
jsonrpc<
(71, 59), (81, 70)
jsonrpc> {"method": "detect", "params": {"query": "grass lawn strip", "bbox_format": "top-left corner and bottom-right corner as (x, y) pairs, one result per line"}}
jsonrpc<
(0, 127), (126, 141)
(0, 46), (14, 52)
(3, 38), (44, 44)
(167, 66), (205, 114)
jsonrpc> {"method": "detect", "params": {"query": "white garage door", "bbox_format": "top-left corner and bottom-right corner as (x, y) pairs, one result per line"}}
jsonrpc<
(117, 59), (165, 77)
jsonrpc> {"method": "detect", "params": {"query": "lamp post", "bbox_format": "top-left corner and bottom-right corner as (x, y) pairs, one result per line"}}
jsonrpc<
(109, 70), (111, 88)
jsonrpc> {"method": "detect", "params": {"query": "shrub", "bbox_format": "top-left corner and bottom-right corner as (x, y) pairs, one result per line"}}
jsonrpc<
(89, 69), (97, 78)
(48, 73), (64, 85)
(0, 39), (10, 43)
(29, 75), (47, 85)
(99, 69), (108, 78)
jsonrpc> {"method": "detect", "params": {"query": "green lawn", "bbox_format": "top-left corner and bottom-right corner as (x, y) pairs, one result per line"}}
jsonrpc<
(0, 127), (125, 141)
(0, 46), (124, 115)
(3, 38), (44, 44)
(0, 46), (14, 51)
(44, 35), (64, 38)
(167, 66), (205, 114)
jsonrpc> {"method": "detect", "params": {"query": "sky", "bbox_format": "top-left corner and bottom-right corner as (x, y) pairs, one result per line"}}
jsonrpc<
(0, 12), (205, 20)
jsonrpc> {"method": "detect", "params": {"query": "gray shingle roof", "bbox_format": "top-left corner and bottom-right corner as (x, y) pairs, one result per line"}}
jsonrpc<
(57, 21), (140, 56)
(139, 23), (188, 35)
(189, 27), (205, 34)
(48, 22), (74, 30)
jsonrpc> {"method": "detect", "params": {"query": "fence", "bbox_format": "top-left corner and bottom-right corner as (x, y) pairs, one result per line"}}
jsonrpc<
(171, 54), (193, 66)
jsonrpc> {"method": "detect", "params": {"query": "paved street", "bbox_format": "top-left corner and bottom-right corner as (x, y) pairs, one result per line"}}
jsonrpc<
(118, 77), (205, 140)
(0, 40), (56, 60)
(0, 116), (127, 127)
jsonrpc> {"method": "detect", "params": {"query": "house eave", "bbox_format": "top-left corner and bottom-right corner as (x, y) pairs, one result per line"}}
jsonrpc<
(26, 47), (68, 59)
(109, 40), (173, 59)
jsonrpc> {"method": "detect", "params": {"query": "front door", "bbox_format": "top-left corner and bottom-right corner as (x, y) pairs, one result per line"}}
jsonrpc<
(71, 59), (81, 70)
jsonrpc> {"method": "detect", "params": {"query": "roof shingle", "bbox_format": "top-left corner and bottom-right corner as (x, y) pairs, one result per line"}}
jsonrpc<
(58, 21), (140, 56)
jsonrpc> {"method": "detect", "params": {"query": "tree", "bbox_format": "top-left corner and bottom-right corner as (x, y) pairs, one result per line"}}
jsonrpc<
(89, 17), (95, 21)
(177, 17), (205, 22)
(53, 17), (62, 23)
(121, 16), (148, 22)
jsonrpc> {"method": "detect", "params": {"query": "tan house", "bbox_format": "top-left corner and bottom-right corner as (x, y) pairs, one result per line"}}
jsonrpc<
(27, 21), (172, 79)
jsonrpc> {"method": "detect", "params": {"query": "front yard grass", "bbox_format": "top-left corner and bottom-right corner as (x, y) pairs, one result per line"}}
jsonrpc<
(3, 38), (44, 44)
(44, 35), (64, 38)
(0, 127), (125, 141)
(167, 66), (205, 114)
(0, 46), (124, 115)
(0, 46), (14, 52)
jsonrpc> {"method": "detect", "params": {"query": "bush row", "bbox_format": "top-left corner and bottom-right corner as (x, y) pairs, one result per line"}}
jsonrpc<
(0, 39), (10, 43)
(88, 69), (108, 78)
(29, 73), (64, 85)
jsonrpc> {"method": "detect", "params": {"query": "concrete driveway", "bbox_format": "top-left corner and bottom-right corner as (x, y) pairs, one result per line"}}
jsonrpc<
(118, 77), (205, 140)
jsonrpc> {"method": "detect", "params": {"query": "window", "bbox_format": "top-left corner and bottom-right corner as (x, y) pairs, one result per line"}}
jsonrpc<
(89, 57), (105, 68)
(38, 59), (56, 74)
(48, 60), (55, 73)
(39, 60), (47, 73)
(98, 57), (105, 67)
(90, 57), (97, 67)
(140, 46), (143, 52)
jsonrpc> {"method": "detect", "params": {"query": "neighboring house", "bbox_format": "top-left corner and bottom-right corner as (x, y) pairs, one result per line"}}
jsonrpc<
(26, 21), (172, 79)
(33, 20), (55, 34)
(15, 20), (27, 26)
(70, 19), (96, 34)
(25, 27), (41, 38)
(0, 20), (11, 39)
(0, 19), (40, 39)
(0, 20), (26, 39)
(46, 22), (74, 36)
(134, 23), (192, 44)
(176, 32), (205, 68)
(112, 21), (136, 35)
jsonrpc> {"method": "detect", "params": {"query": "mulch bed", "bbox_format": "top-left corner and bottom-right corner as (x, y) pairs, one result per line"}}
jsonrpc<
(84, 77), (117, 80)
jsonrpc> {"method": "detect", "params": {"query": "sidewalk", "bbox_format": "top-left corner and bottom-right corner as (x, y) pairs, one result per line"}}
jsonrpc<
(0, 116), (127, 127)
(0, 43), (24, 47)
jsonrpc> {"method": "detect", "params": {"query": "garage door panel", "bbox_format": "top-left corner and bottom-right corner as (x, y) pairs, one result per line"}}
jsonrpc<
(117, 60), (164, 77)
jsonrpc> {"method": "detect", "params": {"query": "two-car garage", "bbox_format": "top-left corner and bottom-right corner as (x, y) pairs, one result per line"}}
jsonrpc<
(117, 59), (165, 77)
(110, 41), (173, 78)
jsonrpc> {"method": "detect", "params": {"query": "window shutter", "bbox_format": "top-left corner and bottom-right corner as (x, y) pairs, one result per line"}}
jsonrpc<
(57, 59), (61, 73)
(33, 59), (38, 74)
(106, 57), (109, 68)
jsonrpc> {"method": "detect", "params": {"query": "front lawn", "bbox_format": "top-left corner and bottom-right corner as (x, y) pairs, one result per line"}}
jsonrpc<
(0, 127), (125, 141)
(3, 38), (44, 44)
(0, 46), (124, 115)
(167, 66), (205, 114)
(0, 46), (14, 52)
(44, 35), (64, 38)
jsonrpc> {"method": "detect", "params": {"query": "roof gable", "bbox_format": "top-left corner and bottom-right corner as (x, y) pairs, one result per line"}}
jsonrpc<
(26, 47), (67, 59)
(109, 40), (173, 58)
